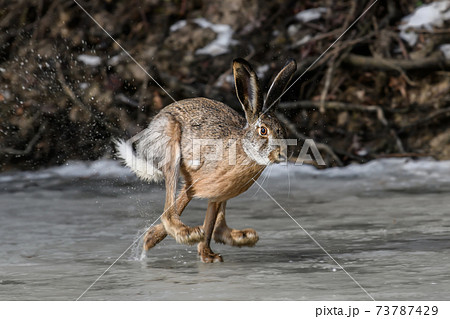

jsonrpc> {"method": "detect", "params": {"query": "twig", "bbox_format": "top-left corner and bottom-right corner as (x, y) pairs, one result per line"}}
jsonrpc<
(390, 129), (405, 153)
(116, 93), (139, 108)
(276, 112), (307, 140)
(414, 29), (450, 34)
(342, 0), (358, 31)
(276, 112), (343, 166)
(373, 153), (431, 159)
(31, 0), (44, 40)
(290, 29), (340, 50)
(319, 54), (336, 113)
(333, 148), (370, 163)
(1, 124), (46, 156)
(279, 100), (388, 126)
(344, 51), (450, 71)
(55, 61), (93, 115)
(399, 107), (450, 133)
(56, 62), (123, 136)
(34, 1), (59, 40)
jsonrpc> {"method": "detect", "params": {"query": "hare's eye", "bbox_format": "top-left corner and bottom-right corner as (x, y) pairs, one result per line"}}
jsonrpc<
(259, 127), (268, 136)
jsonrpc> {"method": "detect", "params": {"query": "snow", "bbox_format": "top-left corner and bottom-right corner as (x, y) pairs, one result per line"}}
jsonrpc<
(399, 30), (418, 47)
(79, 82), (89, 90)
(265, 158), (450, 193)
(1, 158), (449, 193)
(77, 54), (102, 66)
(169, 18), (236, 56)
(213, 73), (233, 88)
(440, 43), (450, 59)
(0, 159), (134, 184)
(194, 18), (236, 56)
(399, 1), (450, 46)
(169, 20), (187, 32)
(295, 7), (327, 23)
(256, 64), (270, 78)
(290, 35), (312, 49)
(108, 54), (122, 66)
(0, 89), (11, 100)
(52, 160), (133, 178)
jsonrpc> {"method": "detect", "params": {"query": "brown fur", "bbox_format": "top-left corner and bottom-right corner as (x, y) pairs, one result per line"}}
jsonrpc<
(144, 98), (267, 255)
(119, 58), (297, 262)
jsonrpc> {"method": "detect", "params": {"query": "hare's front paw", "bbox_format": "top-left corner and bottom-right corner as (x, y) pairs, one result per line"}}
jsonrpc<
(230, 228), (259, 247)
(214, 228), (259, 247)
(174, 225), (205, 245)
(143, 224), (167, 251)
(197, 243), (223, 263)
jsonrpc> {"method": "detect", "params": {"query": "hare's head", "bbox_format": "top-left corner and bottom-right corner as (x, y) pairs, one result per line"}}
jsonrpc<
(233, 58), (297, 165)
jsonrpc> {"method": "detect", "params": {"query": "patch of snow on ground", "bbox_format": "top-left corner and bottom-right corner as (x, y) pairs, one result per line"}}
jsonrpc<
(295, 7), (327, 23)
(0, 159), (135, 184)
(169, 20), (187, 32)
(77, 54), (102, 66)
(2, 158), (449, 194)
(440, 43), (450, 59)
(194, 18), (236, 56)
(169, 18), (235, 56)
(256, 64), (270, 78)
(267, 158), (450, 192)
(399, 1), (450, 46)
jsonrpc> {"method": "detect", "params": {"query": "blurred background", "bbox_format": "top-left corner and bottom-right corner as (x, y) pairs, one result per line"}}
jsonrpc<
(1, 0), (449, 171)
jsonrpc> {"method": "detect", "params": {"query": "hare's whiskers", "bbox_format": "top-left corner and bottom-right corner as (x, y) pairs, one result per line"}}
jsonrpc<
(252, 164), (273, 197)
(287, 161), (291, 198)
(260, 164), (274, 194)
(238, 165), (267, 192)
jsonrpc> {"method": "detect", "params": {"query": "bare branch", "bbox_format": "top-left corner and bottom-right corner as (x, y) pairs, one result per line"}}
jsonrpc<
(344, 51), (450, 71)
(279, 100), (388, 126)
(1, 124), (46, 156)
(276, 112), (343, 166)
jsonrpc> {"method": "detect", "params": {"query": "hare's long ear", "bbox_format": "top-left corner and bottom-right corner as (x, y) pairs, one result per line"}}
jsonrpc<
(263, 59), (297, 113)
(233, 58), (262, 124)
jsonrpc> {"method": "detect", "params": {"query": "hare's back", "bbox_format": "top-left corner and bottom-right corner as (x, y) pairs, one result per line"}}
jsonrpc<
(161, 97), (245, 138)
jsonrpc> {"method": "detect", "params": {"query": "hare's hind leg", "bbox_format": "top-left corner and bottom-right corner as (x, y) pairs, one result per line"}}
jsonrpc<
(143, 224), (166, 251)
(143, 185), (193, 250)
(213, 202), (259, 247)
(197, 201), (223, 263)
(161, 184), (204, 246)
(159, 121), (204, 244)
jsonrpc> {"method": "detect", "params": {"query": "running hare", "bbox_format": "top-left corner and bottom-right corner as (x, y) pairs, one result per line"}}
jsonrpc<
(116, 58), (296, 262)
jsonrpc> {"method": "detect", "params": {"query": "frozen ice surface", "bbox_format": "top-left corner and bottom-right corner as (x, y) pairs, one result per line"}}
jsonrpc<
(1, 158), (449, 300)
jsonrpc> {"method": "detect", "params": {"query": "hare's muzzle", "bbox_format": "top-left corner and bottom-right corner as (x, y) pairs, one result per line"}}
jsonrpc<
(270, 147), (287, 164)
(278, 150), (287, 163)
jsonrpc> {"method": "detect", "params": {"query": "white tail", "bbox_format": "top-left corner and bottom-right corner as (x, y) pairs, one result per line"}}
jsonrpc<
(114, 114), (180, 183)
(114, 136), (164, 182)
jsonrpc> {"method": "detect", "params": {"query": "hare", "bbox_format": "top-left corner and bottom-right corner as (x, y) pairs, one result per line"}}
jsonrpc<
(116, 58), (296, 263)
